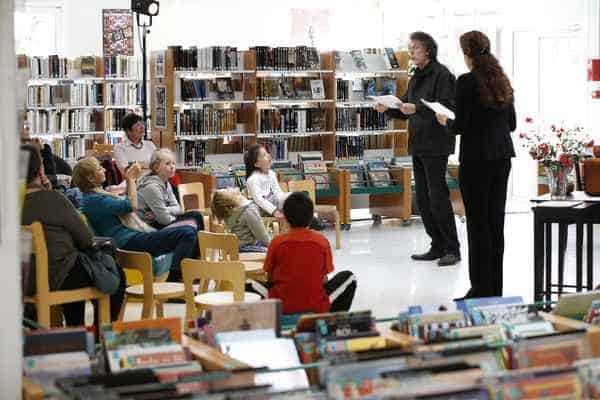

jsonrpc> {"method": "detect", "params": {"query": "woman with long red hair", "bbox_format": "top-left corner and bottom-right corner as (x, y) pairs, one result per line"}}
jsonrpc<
(436, 30), (516, 299)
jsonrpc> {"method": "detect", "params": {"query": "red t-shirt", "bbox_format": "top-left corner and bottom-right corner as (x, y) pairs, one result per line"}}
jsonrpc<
(263, 228), (334, 314)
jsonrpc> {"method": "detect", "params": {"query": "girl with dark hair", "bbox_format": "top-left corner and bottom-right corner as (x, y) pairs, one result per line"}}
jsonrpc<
(244, 144), (288, 220)
(435, 30), (516, 299)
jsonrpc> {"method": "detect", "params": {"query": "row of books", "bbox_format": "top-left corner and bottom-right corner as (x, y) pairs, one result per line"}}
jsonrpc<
(178, 78), (240, 101)
(170, 45), (245, 71)
(175, 140), (207, 167)
(336, 136), (366, 159)
(334, 48), (402, 72)
(25, 55), (70, 79)
(27, 83), (104, 107)
(257, 77), (323, 100)
(336, 108), (389, 131)
(259, 138), (288, 161)
(26, 109), (103, 134)
(336, 77), (397, 101)
(105, 81), (142, 106)
(105, 108), (129, 132)
(23, 55), (141, 79)
(251, 46), (321, 71)
(176, 108), (239, 136)
(104, 55), (141, 78)
(49, 137), (89, 160)
(259, 109), (326, 134)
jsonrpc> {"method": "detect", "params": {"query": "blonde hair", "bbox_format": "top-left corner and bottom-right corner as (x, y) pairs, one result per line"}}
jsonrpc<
(72, 157), (101, 192)
(211, 189), (242, 220)
(149, 148), (175, 175)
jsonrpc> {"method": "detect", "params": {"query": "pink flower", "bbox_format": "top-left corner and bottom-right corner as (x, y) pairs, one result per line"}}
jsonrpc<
(559, 153), (573, 168)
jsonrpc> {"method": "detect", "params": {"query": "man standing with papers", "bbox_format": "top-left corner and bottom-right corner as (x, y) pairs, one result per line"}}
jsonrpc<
(375, 31), (460, 266)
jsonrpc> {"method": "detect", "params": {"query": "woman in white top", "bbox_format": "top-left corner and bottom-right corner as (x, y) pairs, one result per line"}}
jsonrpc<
(244, 144), (288, 219)
(114, 113), (157, 175)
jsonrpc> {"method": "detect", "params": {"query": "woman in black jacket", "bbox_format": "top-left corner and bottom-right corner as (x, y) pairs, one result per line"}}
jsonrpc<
(435, 31), (516, 299)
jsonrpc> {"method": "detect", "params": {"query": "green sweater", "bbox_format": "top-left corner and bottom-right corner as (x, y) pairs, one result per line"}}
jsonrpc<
(224, 202), (271, 247)
(22, 189), (94, 295)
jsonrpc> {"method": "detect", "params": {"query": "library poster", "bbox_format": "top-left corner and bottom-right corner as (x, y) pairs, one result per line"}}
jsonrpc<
(155, 51), (165, 79)
(155, 85), (166, 129)
(102, 9), (134, 58)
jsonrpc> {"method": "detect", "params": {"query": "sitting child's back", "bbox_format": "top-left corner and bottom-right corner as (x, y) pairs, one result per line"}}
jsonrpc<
(264, 227), (332, 313)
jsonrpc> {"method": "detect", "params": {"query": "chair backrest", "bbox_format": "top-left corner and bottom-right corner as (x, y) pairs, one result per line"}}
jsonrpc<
(181, 259), (246, 319)
(178, 182), (205, 212)
(116, 249), (157, 296)
(198, 231), (239, 261)
(280, 181), (289, 192)
(287, 179), (316, 203)
(25, 222), (50, 297)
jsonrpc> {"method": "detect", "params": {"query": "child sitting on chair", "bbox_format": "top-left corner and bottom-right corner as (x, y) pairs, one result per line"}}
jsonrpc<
(249, 192), (356, 314)
(211, 188), (271, 252)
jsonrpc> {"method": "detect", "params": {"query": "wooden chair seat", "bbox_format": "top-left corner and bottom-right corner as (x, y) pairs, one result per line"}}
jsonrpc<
(194, 291), (261, 306)
(242, 261), (264, 273)
(315, 204), (337, 214)
(239, 252), (266, 262)
(125, 282), (185, 299)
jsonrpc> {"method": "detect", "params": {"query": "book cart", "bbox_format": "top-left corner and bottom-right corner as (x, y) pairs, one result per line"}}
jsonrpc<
(22, 297), (600, 399)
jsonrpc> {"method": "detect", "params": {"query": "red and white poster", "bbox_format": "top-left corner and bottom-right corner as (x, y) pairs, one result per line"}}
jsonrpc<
(102, 9), (134, 58)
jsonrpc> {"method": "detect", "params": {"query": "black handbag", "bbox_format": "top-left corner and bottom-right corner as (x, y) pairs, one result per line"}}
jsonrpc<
(78, 237), (121, 295)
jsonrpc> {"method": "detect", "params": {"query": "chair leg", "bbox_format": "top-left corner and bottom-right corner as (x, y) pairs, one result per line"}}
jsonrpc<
(117, 294), (129, 321)
(558, 223), (568, 296)
(335, 211), (341, 250)
(155, 301), (164, 318)
(141, 295), (154, 319)
(37, 304), (51, 329)
(98, 295), (111, 325)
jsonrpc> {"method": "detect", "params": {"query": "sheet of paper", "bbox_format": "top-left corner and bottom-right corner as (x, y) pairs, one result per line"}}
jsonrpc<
(420, 99), (456, 119)
(367, 95), (403, 109)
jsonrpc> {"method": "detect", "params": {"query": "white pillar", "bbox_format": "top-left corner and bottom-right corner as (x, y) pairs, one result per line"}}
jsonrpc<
(587, 0), (600, 140)
(0, 0), (22, 398)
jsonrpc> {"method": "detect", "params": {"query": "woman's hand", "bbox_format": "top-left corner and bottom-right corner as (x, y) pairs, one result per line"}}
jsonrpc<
(435, 112), (448, 126)
(374, 103), (388, 113)
(273, 210), (283, 220)
(400, 103), (416, 115)
(125, 162), (142, 180)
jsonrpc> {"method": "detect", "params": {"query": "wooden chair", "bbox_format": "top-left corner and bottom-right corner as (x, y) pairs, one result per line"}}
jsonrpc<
(181, 259), (261, 322)
(288, 179), (341, 249)
(23, 222), (111, 328)
(116, 249), (185, 321)
(198, 231), (266, 280)
(178, 182), (210, 216)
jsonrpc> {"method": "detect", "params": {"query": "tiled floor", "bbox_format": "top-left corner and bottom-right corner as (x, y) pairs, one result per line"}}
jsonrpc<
(118, 208), (600, 322)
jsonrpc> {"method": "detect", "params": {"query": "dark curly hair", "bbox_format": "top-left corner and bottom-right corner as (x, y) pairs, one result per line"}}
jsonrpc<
(409, 31), (438, 61)
(460, 30), (514, 108)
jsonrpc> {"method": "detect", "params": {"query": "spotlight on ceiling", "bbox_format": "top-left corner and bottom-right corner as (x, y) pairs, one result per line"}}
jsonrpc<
(131, 0), (160, 17)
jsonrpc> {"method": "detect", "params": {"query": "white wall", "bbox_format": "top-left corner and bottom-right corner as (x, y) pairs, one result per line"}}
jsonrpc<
(1, 0), (22, 396)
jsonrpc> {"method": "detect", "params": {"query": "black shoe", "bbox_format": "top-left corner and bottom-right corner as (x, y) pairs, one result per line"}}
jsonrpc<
(438, 253), (461, 266)
(309, 217), (326, 231)
(411, 250), (443, 261)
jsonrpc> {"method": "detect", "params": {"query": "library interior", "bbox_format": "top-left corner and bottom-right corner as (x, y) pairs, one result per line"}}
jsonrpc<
(4, 0), (600, 398)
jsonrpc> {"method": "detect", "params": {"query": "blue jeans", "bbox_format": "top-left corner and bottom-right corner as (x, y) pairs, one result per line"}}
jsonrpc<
(123, 225), (198, 281)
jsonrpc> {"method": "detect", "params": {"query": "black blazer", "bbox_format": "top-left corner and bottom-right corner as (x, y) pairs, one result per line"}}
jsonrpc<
(387, 60), (456, 156)
(448, 72), (516, 162)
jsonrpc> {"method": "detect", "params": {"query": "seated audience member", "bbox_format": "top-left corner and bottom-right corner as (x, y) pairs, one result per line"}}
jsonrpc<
(20, 145), (125, 325)
(137, 148), (204, 230)
(72, 157), (198, 281)
(211, 188), (271, 252)
(250, 192), (356, 313)
(113, 113), (156, 175)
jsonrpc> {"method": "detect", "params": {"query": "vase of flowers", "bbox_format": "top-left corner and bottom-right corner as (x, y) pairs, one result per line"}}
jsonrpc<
(520, 117), (593, 200)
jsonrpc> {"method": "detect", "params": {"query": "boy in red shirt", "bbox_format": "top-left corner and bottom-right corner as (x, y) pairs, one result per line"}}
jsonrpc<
(253, 191), (356, 314)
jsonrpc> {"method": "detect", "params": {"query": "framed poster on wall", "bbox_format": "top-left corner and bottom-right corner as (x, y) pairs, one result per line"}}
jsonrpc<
(155, 85), (166, 129)
(102, 9), (134, 59)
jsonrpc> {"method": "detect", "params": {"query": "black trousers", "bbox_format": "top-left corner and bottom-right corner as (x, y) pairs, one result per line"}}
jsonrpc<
(60, 259), (126, 326)
(412, 155), (460, 256)
(248, 270), (357, 313)
(459, 159), (511, 297)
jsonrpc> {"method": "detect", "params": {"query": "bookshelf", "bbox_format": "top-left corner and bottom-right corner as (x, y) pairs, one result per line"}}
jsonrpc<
(20, 54), (143, 159)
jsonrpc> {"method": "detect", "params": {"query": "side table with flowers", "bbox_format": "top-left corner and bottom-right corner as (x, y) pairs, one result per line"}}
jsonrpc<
(520, 117), (594, 199)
